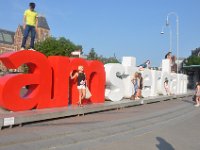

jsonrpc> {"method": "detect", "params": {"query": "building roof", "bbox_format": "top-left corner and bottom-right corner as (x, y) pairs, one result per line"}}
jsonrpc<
(0, 28), (15, 44)
(38, 16), (50, 30)
(183, 65), (200, 72)
(183, 65), (200, 68)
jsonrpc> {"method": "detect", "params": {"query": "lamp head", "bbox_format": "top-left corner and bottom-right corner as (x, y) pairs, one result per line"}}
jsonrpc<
(160, 31), (164, 34)
(166, 17), (169, 26)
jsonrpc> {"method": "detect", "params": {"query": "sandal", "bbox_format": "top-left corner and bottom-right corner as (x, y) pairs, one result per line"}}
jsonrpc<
(77, 102), (83, 107)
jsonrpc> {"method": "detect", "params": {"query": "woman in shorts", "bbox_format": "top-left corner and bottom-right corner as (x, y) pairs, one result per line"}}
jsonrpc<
(70, 66), (86, 106)
(135, 72), (143, 99)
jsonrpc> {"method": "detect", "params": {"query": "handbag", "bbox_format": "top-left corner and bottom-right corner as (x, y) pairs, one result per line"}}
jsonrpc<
(85, 86), (92, 99)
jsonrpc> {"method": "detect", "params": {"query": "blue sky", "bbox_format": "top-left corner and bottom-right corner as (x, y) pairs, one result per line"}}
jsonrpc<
(0, 0), (200, 66)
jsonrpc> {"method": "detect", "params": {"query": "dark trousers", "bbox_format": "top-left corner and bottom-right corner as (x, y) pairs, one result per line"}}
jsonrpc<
(21, 25), (36, 49)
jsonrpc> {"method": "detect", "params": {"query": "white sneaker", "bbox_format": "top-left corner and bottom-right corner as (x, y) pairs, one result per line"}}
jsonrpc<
(20, 47), (25, 50)
(194, 104), (200, 107)
(28, 48), (36, 51)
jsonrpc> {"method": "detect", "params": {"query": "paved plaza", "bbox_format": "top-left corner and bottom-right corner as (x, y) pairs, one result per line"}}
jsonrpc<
(0, 96), (199, 150)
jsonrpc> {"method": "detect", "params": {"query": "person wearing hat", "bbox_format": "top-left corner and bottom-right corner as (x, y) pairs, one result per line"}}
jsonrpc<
(70, 66), (86, 106)
(21, 2), (38, 50)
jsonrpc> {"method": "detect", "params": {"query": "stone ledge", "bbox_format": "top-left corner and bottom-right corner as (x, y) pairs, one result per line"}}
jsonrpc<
(0, 92), (193, 129)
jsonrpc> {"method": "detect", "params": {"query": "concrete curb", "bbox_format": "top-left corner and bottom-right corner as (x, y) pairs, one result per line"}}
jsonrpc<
(0, 92), (193, 129)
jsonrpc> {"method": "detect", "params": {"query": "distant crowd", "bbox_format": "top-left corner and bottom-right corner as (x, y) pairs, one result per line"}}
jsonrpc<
(130, 51), (177, 100)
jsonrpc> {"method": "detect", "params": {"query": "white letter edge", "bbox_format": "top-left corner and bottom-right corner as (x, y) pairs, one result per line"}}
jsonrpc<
(104, 63), (125, 102)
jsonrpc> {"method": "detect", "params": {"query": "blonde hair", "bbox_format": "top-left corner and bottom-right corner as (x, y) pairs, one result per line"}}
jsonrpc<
(134, 72), (139, 78)
(78, 66), (84, 71)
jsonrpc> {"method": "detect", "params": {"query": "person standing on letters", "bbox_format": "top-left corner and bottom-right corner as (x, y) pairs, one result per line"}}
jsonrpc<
(21, 2), (38, 50)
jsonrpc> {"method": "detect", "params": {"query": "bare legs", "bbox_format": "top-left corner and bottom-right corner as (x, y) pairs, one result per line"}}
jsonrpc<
(78, 89), (86, 106)
(195, 96), (200, 107)
(135, 89), (141, 100)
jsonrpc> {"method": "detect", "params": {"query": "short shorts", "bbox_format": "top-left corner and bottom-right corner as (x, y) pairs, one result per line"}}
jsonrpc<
(77, 85), (86, 89)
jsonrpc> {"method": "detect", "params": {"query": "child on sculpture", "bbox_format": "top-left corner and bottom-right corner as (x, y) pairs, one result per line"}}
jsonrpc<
(21, 2), (38, 50)
(138, 60), (151, 71)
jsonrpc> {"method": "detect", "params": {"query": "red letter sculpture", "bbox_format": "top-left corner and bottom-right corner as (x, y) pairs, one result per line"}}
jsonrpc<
(42, 56), (70, 108)
(0, 51), (105, 111)
(0, 51), (52, 111)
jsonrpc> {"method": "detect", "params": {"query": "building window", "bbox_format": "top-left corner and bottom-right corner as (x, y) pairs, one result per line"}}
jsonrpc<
(0, 33), (3, 41)
(3, 33), (13, 43)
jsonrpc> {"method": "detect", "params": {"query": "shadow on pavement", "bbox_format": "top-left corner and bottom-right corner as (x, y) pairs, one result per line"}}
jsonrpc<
(27, 120), (102, 127)
(156, 137), (175, 150)
(182, 99), (195, 105)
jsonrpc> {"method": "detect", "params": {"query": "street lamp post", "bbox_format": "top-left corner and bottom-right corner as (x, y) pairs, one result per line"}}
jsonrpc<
(161, 26), (172, 52)
(166, 12), (179, 73)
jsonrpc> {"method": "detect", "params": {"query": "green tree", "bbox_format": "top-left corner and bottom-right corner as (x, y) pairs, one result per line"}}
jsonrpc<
(87, 49), (120, 64)
(35, 37), (82, 56)
(185, 56), (200, 66)
(98, 55), (119, 64)
(106, 56), (120, 63)
(87, 48), (98, 60)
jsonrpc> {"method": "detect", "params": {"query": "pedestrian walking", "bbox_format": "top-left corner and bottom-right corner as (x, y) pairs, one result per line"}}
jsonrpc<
(21, 2), (38, 50)
(194, 82), (200, 107)
(192, 82), (198, 102)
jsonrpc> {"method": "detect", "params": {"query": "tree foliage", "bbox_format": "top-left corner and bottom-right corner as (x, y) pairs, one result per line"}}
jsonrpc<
(87, 48), (120, 64)
(87, 48), (98, 60)
(35, 37), (119, 64)
(185, 55), (200, 66)
(35, 37), (82, 56)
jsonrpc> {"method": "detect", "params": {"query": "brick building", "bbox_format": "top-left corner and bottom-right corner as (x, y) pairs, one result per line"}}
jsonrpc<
(0, 16), (50, 71)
